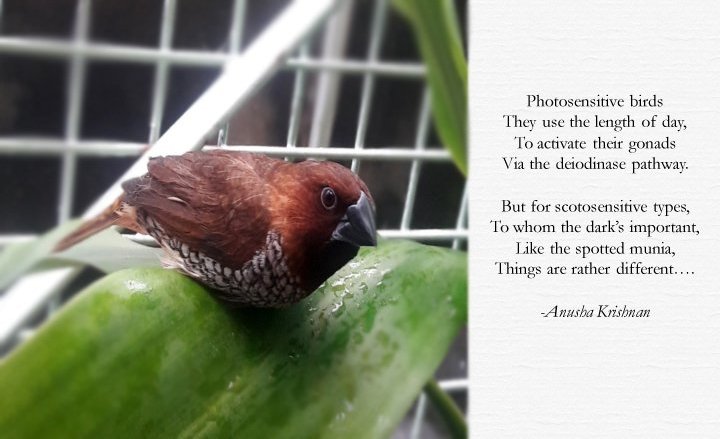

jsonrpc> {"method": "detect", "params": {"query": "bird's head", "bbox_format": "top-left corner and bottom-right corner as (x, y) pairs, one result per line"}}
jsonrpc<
(269, 159), (377, 292)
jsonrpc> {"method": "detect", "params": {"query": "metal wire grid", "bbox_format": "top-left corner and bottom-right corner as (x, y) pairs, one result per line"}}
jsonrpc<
(0, 0), (467, 437)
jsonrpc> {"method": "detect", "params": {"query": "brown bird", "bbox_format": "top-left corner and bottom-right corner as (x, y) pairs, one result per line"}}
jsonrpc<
(56, 150), (377, 308)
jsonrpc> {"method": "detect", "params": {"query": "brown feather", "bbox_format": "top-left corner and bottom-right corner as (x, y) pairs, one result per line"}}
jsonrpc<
(121, 150), (279, 268)
(54, 196), (140, 252)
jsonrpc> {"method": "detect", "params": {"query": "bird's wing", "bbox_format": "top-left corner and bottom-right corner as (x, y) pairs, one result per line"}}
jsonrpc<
(122, 151), (276, 266)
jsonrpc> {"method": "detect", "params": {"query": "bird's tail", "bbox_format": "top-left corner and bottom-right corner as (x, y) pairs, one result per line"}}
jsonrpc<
(54, 196), (127, 252)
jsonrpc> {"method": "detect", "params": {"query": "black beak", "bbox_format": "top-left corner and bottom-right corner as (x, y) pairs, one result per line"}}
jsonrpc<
(332, 192), (377, 247)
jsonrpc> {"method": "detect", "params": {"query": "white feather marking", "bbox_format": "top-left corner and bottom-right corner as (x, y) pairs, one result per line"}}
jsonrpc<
(167, 196), (188, 205)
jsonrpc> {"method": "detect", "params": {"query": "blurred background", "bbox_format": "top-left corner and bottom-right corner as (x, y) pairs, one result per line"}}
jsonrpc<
(0, 0), (466, 437)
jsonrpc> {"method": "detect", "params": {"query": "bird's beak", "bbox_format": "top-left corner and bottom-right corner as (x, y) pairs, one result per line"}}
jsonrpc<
(332, 192), (377, 247)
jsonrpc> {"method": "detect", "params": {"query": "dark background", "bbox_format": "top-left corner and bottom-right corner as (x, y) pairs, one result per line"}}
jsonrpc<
(0, 0), (466, 240)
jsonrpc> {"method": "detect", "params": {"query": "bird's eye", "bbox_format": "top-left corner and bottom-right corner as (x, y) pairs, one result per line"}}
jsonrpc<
(320, 187), (337, 210)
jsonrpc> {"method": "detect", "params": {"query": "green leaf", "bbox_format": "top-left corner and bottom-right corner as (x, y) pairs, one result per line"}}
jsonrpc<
(393, 0), (467, 176)
(0, 240), (466, 438)
(50, 227), (163, 273)
(0, 220), (82, 290)
(0, 221), (163, 290)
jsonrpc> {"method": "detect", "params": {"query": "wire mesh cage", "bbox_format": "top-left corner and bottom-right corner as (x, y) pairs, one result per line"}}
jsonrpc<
(0, 0), (467, 436)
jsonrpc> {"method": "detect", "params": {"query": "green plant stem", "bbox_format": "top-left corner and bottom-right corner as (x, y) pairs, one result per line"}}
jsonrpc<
(424, 379), (467, 439)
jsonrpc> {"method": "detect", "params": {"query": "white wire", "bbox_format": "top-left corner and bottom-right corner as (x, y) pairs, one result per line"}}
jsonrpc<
(410, 393), (428, 439)
(400, 87), (432, 230)
(148, 0), (178, 144)
(219, 0), (248, 146)
(58, 0), (91, 224)
(453, 183), (469, 250)
(0, 140), (453, 161)
(351, 0), (390, 174)
(228, 0), (247, 54)
(286, 43), (310, 148)
(309, 0), (355, 148)
(0, 37), (425, 76)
